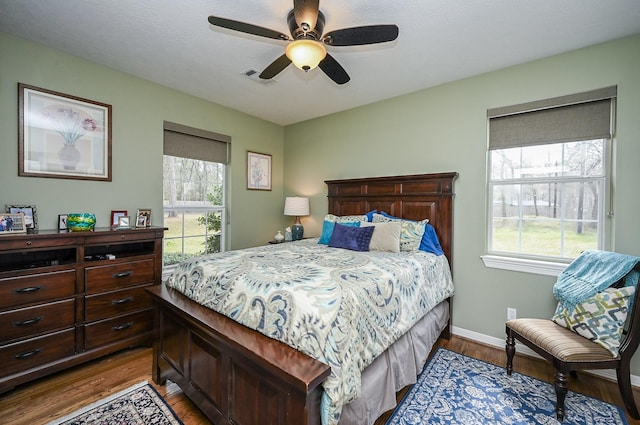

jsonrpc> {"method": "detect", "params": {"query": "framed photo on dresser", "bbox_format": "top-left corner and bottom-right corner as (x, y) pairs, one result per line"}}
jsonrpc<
(0, 213), (26, 235)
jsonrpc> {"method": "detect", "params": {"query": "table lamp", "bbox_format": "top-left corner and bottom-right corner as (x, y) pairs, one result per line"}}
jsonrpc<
(284, 197), (309, 240)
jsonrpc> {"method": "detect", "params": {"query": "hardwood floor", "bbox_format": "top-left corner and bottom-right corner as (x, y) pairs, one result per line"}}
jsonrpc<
(1, 336), (638, 424)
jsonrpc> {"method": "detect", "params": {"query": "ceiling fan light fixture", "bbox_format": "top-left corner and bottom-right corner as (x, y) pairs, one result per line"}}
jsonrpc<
(285, 39), (327, 72)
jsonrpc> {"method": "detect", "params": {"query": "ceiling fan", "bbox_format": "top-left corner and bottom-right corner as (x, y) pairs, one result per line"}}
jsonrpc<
(207, 0), (399, 85)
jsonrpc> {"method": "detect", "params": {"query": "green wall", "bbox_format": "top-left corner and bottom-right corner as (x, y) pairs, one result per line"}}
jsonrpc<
(3, 29), (640, 375)
(284, 34), (640, 371)
(0, 32), (285, 249)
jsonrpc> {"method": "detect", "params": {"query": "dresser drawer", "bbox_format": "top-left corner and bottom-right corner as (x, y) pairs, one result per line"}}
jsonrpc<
(85, 286), (153, 322)
(85, 259), (154, 294)
(83, 229), (162, 245)
(84, 310), (152, 350)
(0, 236), (77, 251)
(0, 270), (76, 310)
(1, 329), (75, 377)
(0, 299), (75, 344)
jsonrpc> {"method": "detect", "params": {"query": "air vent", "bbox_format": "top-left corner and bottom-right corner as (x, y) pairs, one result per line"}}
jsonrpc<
(242, 68), (277, 84)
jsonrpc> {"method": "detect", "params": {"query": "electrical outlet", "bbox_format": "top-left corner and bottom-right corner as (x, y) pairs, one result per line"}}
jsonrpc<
(507, 307), (517, 320)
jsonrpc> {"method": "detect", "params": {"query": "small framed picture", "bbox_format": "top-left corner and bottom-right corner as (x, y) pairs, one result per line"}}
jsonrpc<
(136, 215), (147, 228)
(5, 204), (37, 232)
(111, 210), (128, 227)
(247, 151), (272, 191)
(118, 216), (131, 229)
(136, 208), (151, 227)
(0, 213), (27, 235)
(58, 214), (68, 231)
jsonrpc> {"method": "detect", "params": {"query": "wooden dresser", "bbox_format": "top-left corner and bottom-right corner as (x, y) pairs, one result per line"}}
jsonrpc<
(0, 227), (165, 393)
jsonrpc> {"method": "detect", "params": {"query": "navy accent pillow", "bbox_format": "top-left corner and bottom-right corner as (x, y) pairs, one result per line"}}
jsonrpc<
(318, 220), (360, 244)
(329, 223), (375, 251)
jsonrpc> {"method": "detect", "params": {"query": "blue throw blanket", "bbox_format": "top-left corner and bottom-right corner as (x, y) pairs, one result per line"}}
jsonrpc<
(553, 250), (640, 309)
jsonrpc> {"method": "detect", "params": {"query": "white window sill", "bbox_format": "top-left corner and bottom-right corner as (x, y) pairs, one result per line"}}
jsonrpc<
(481, 255), (568, 277)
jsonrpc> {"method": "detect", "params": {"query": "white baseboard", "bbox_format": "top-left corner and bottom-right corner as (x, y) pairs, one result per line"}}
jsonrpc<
(451, 326), (640, 389)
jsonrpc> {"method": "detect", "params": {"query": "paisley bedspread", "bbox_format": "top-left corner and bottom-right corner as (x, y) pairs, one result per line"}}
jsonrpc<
(165, 238), (454, 425)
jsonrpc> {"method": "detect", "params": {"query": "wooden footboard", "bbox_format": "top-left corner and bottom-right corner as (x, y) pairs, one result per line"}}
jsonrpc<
(148, 285), (331, 425)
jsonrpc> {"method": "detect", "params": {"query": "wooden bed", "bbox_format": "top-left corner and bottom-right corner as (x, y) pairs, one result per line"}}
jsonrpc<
(148, 172), (457, 425)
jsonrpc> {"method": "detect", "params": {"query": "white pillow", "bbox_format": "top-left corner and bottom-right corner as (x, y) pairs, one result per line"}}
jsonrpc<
(371, 213), (427, 252)
(360, 222), (401, 252)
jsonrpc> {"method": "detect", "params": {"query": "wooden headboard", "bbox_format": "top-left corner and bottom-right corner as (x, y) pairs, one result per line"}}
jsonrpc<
(325, 172), (458, 266)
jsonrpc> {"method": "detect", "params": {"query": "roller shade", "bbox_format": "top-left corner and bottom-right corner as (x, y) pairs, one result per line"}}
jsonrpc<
(488, 86), (616, 150)
(163, 121), (230, 164)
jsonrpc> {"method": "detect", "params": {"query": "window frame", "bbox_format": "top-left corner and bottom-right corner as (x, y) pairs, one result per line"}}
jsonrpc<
(162, 122), (230, 276)
(482, 88), (616, 275)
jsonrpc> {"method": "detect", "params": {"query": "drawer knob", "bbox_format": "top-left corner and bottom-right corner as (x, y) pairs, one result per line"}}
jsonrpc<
(112, 271), (133, 278)
(15, 348), (42, 360)
(26, 241), (32, 246)
(14, 285), (43, 294)
(13, 316), (43, 327)
(112, 321), (134, 331)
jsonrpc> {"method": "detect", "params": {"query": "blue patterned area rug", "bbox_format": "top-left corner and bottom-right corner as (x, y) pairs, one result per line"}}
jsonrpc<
(386, 348), (628, 425)
(46, 381), (183, 425)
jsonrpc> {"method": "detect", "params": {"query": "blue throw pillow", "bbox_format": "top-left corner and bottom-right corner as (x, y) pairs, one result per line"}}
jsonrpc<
(377, 211), (444, 255)
(419, 223), (444, 255)
(318, 220), (360, 244)
(329, 223), (375, 251)
(379, 211), (399, 220)
(365, 209), (377, 222)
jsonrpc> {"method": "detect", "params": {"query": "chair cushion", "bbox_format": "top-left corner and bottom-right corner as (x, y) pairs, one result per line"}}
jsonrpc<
(506, 318), (617, 362)
(552, 286), (635, 357)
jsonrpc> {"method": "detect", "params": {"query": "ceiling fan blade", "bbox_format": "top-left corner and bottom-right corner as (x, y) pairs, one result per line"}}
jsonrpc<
(293, 0), (319, 31)
(319, 54), (350, 85)
(208, 16), (290, 41)
(259, 54), (292, 79)
(323, 25), (399, 46)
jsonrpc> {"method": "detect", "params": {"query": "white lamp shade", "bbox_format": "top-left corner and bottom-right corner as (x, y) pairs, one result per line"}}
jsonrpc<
(284, 197), (310, 216)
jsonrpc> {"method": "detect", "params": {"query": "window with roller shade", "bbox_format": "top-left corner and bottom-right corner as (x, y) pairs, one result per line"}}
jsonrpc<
(163, 121), (230, 267)
(486, 87), (616, 267)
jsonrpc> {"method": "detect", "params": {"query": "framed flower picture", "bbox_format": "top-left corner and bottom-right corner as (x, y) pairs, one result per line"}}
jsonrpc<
(18, 83), (112, 181)
(247, 151), (271, 191)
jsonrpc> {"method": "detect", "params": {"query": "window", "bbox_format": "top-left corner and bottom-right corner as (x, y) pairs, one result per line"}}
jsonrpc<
(162, 122), (230, 268)
(485, 87), (616, 271)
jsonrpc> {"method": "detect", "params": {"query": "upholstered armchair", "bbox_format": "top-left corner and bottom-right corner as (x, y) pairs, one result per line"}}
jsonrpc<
(506, 259), (640, 421)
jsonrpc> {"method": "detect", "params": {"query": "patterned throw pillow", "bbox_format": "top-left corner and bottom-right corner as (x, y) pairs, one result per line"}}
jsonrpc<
(324, 213), (369, 223)
(372, 213), (426, 252)
(552, 286), (635, 357)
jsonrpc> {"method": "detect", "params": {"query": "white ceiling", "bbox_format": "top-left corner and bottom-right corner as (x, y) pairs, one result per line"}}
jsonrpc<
(1, 0), (639, 126)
